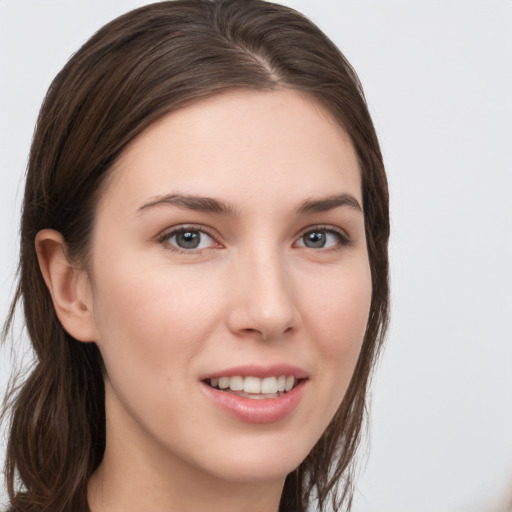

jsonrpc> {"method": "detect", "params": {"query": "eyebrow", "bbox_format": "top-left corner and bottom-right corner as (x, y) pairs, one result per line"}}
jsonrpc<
(295, 194), (363, 214)
(137, 192), (362, 216)
(137, 194), (238, 216)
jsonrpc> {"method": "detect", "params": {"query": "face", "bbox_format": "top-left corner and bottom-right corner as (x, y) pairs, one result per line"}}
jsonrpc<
(85, 89), (371, 487)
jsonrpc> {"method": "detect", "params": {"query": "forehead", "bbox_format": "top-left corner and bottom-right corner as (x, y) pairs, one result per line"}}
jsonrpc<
(100, 89), (361, 214)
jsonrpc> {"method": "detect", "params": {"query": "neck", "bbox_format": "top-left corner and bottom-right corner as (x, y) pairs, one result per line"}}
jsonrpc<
(87, 384), (286, 512)
(87, 460), (284, 512)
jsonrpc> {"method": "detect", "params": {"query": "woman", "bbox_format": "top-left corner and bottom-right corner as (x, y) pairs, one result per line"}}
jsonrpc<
(1, 1), (389, 511)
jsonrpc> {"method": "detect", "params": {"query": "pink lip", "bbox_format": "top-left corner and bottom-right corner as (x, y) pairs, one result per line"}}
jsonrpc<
(200, 364), (309, 380)
(200, 379), (306, 424)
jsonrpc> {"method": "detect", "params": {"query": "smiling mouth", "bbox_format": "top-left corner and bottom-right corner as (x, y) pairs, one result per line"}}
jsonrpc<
(204, 375), (302, 400)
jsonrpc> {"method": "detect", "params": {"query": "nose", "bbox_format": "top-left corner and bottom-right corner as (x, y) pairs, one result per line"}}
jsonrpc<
(226, 246), (300, 341)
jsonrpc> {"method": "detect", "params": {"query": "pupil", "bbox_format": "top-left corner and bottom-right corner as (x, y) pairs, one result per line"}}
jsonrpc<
(305, 231), (326, 248)
(177, 231), (200, 249)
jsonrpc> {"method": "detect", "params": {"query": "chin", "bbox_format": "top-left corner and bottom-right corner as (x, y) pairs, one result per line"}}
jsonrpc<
(192, 434), (313, 485)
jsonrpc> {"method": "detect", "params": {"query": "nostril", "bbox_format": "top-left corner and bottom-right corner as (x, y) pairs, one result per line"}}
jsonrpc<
(240, 325), (295, 342)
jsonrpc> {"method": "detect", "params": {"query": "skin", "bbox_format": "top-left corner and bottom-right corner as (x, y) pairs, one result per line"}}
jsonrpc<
(36, 89), (372, 512)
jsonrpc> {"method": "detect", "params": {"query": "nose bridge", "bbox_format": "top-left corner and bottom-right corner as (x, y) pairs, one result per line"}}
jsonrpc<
(228, 240), (299, 340)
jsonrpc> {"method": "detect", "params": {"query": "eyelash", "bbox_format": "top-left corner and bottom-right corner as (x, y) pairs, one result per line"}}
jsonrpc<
(157, 224), (219, 254)
(157, 224), (352, 254)
(296, 225), (352, 251)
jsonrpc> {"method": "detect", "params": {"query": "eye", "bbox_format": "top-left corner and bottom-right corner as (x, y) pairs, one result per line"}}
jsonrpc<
(295, 227), (349, 250)
(160, 226), (218, 252)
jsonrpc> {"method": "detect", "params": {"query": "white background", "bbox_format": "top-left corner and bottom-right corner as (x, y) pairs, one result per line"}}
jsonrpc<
(1, 1), (511, 511)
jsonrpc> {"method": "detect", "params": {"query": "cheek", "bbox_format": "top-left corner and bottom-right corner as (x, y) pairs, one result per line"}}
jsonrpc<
(300, 257), (372, 412)
(89, 254), (221, 381)
(305, 259), (372, 356)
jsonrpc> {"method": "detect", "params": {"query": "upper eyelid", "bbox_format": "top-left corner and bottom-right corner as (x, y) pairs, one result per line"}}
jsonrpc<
(293, 225), (354, 251)
(157, 223), (351, 247)
(158, 224), (218, 240)
(156, 224), (220, 249)
(295, 224), (350, 240)
(157, 225), (222, 255)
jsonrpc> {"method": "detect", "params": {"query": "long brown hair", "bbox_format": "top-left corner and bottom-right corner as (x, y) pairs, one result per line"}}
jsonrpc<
(1, 1), (389, 511)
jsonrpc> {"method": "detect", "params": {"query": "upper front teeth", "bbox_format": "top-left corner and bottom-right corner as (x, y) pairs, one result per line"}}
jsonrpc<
(210, 375), (296, 394)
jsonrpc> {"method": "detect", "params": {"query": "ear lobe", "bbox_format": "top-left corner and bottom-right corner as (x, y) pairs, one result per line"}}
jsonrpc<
(35, 229), (96, 342)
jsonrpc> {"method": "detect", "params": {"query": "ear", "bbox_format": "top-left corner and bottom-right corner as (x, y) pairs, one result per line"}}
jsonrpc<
(35, 229), (96, 342)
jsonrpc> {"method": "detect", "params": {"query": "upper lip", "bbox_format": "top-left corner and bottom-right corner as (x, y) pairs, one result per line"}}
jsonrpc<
(200, 364), (309, 380)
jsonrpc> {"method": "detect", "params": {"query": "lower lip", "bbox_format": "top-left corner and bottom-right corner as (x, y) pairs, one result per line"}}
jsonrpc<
(200, 380), (306, 424)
